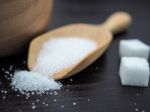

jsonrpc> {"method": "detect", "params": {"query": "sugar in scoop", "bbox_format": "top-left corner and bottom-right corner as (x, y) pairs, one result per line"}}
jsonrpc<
(34, 37), (97, 75)
(11, 37), (97, 93)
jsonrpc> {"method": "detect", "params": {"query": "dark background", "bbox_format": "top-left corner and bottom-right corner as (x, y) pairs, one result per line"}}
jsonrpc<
(0, 0), (150, 112)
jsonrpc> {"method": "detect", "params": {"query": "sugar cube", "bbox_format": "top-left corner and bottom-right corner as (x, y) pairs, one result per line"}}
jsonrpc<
(119, 39), (150, 59)
(119, 57), (150, 87)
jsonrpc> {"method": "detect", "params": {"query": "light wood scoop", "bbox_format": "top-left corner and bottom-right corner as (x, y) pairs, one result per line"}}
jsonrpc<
(28, 11), (132, 80)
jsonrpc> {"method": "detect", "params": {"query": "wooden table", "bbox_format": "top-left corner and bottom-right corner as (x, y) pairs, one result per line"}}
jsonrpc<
(0, 0), (150, 112)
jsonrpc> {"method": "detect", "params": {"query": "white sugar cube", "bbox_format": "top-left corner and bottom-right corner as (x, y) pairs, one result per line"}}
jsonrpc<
(119, 57), (150, 87)
(119, 39), (150, 59)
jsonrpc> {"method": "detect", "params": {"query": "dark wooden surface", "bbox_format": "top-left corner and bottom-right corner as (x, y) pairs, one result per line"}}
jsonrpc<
(0, 0), (150, 112)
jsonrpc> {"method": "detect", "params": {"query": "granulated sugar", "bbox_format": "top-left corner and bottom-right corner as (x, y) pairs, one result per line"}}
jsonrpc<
(34, 37), (97, 75)
(11, 71), (61, 93)
(11, 37), (97, 93)
(73, 102), (76, 106)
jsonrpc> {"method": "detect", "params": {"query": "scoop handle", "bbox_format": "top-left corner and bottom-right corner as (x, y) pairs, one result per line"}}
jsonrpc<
(101, 11), (132, 34)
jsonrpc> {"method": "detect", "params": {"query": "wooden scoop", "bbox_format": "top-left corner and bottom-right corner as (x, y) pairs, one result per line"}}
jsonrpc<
(28, 11), (132, 80)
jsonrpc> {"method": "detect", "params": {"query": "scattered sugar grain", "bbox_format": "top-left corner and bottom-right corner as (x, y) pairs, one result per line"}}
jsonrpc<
(5, 71), (9, 74)
(69, 78), (73, 82)
(1, 90), (4, 93)
(87, 98), (91, 102)
(66, 89), (69, 92)
(36, 99), (40, 102)
(25, 93), (30, 99)
(45, 104), (49, 107)
(54, 91), (58, 95)
(5, 75), (7, 78)
(31, 92), (35, 95)
(32, 105), (36, 110)
(136, 93), (140, 96)
(4, 91), (7, 94)
(67, 85), (70, 87)
(135, 108), (139, 112)
(73, 102), (76, 106)
(9, 73), (13, 77)
(9, 65), (13, 71)
(3, 96), (6, 99)
(134, 102), (137, 106)
(61, 105), (64, 108)
(53, 99), (57, 102)
(25, 96), (29, 100)
(23, 60), (26, 64)
(43, 101), (45, 105)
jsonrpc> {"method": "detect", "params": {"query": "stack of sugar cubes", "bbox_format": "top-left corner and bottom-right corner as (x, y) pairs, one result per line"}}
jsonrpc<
(119, 39), (150, 87)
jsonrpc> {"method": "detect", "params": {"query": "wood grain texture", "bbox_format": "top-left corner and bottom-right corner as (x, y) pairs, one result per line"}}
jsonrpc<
(0, 0), (150, 112)
(0, 0), (53, 57)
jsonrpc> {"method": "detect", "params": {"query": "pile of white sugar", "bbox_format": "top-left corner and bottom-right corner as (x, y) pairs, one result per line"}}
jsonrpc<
(11, 71), (62, 93)
(11, 37), (97, 93)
